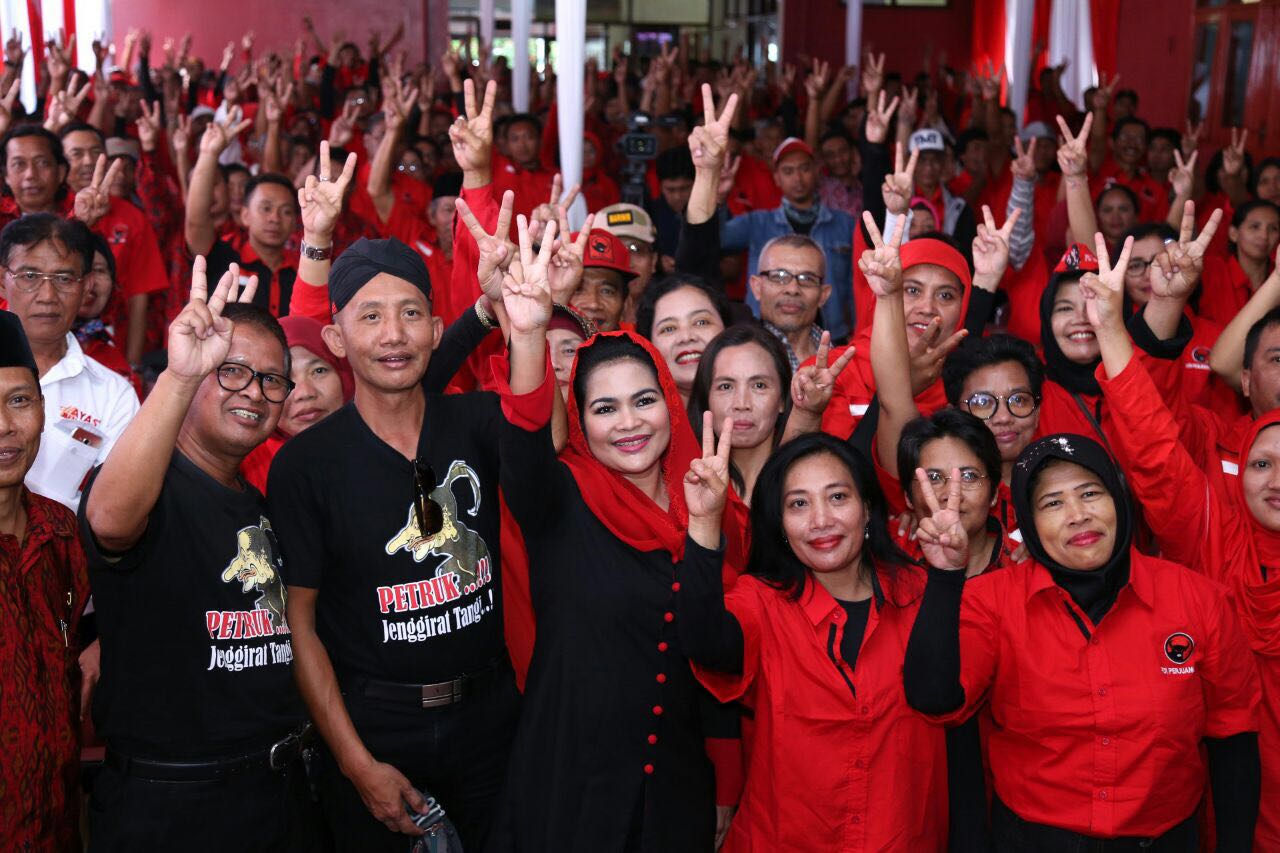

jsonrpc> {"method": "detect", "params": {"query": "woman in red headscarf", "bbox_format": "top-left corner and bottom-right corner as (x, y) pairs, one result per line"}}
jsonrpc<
(1091, 249), (1274, 849)
(240, 315), (354, 491)
(490, 330), (749, 851)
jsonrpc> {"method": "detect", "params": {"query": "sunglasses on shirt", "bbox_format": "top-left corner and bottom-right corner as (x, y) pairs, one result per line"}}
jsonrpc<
(413, 459), (445, 539)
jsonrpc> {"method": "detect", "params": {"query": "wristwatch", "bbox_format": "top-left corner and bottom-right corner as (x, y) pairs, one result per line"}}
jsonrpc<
(300, 241), (332, 261)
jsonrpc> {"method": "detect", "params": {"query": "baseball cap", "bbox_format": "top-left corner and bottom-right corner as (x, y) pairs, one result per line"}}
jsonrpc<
(105, 138), (141, 161)
(1019, 120), (1055, 142)
(772, 137), (814, 167)
(581, 229), (636, 279)
(909, 129), (947, 153)
(190, 105), (216, 121)
(1053, 243), (1100, 274)
(597, 203), (656, 244)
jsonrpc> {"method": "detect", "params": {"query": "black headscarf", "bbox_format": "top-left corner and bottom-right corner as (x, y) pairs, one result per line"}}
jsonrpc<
(0, 310), (38, 382)
(1039, 271), (1102, 396)
(329, 237), (432, 313)
(1011, 433), (1132, 624)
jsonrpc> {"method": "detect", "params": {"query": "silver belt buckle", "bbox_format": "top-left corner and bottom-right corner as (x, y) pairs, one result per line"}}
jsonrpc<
(420, 676), (465, 708)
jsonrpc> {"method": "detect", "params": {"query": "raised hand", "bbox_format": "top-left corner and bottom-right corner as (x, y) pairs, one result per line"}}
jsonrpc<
(1168, 149), (1196, 199)
(908, 318), (967, 396)
(136, 100), (163, 152)
(5, 29), (25, 69)
(880, 141), (917, 216)
(549, 211), (595, 305)
(897, 86), (919, 131)
(168, 256), (258, 382)
(200, 106), (253, 157)
(861, 51), (885, 98)
(73, 154), (124, 227)
(975, 60), (1001, 101)
(171, 113), (193, 157)
(914, 467), (969, 571)
(1150, 201), (1222, 303)
(1222, 127), (1248, 178)
(1079, 232), (1133, 333)
(264, 79), (295, 125)
(297, 141), (358, 240)
(1090, 72), (1120, 112)
(0, 78), (21, 138)
(43, 77), (93, 132)
(1181, 119), (1202, 158)
(858, 209), (906, 296)
(1055, 113), (1092, 178)
(864, 89), (901, 146)
(503, 214), (555, 335)
(792, 332), (857, 415)
(1010, 136), (1037, 181)
(449, 78), (497, 174)
(44, 30), (74, 84)
(685, 412), (733, 521)
(973, 205), (1020, 286)
(456, 190), (516, 302)
(804, 58), (830, 99)
(688, 83), (738, 172)
(381, 76), (418, 132)
(91, 33), (111, 71)
(327, 100), (359, 148)
(715, 153), (741, 204)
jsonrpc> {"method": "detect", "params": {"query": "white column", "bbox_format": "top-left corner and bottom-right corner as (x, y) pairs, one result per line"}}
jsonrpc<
(2, 0), (35, 112)
(844, 0), (863, 98)
(555, 0), (586, 227)
(1004, 0), (1034, 127)
(479, 0), (495, 48)
(511, 0), (533, 112)
(1048, 0), (1096, 108)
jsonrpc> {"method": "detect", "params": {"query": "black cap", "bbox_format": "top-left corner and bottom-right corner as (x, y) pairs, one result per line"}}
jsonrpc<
(329, 237), (432, 313)
(0, 309), (39, 382)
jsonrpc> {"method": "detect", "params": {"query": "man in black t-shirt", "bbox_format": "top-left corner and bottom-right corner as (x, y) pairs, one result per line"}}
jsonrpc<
(80, 258), (320, 850)
(267, 221), (555, 850)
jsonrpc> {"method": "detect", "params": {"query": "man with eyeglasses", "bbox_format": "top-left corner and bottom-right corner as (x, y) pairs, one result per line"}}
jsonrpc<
(0, 213), (138, 509)
(750, 233), (831, 369)
(79, 258), (322, 850)
(597, 202), (658, 324)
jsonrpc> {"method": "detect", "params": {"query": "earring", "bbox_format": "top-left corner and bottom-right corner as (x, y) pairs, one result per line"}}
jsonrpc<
(864, 524), (871, 540)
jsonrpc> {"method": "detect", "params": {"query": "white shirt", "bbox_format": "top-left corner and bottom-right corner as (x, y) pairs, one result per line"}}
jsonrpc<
(25, 333), (140, 510)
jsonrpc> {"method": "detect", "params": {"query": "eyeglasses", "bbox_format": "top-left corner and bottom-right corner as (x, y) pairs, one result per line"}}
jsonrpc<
(412, 459), (445, 539)
(4, 269), (82, 292)
(921, 468), (989, 491)
(397, 162), (419, 173)
(963, 391), (1039, 420)
(1125, 257), (1156, 277)
(215, 362), (295, 403)
(622, 239), (655, 256)
(759, 268), (824, 290)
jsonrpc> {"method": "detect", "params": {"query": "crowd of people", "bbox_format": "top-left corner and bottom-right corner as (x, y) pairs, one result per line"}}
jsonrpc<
(3, 18), (1280, 853)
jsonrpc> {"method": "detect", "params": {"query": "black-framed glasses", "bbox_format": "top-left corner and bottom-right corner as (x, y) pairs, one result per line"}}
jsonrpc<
(412, 459), (444, 539)
(759, 268), (824, 290)
(215, 362), (295, 403)
(921, 468), (989, 491)
(964, 391), (1039, 420)
(4, 268), (82, 292)
(1125, 257), (1156, 277)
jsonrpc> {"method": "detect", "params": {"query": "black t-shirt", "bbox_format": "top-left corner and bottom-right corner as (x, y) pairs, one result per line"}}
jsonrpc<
(267, 392), (505, 684)
(836, 597), (872, 672)
(205, 239), (298, 316)
(79, 453), (301, 759)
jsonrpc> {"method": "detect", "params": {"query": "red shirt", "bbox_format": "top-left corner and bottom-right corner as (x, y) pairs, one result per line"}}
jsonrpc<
(938, 552), (1259, 838)
(492, 155), (556, 222)
(1092, 160), (1168, 223)
(95, 196), (170, 345)
(693, 570), (949, 852)
(1199, 252), (1263, 328)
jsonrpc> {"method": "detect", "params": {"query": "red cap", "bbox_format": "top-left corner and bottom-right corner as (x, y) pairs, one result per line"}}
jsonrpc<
(1053, 243), (1100, 274)
(581, 229), (636, 279)
(772, 137), (814, 167)
(900, 238), (972, 290)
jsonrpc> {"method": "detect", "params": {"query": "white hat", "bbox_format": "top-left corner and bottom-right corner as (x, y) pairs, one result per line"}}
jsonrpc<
(909, 129), (946, 153)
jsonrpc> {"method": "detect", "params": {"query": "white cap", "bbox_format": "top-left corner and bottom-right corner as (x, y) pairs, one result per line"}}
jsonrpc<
(909, 129), (946, 153)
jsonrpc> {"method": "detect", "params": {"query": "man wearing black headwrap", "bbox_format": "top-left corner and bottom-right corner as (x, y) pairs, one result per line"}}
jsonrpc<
(268, 234), (556, 850)
(0, 309), (90, 850)
(902, 432), (1263, 851)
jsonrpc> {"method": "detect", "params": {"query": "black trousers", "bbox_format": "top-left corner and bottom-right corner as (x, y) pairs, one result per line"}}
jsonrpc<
(991, 798), (1197, 853)
(317, 666), (521, 852)
(87, 755), (323, 852)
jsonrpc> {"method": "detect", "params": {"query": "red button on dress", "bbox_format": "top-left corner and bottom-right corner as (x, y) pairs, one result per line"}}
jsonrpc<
(657, 641), (668, 652)
(663, 611), (674, 623)
(644, 764), (654, 775)
(656, 673), (667, 683)
(652, 705), (663, 716)
(671, 582), (681, 592)
(648, 734), (658, 745)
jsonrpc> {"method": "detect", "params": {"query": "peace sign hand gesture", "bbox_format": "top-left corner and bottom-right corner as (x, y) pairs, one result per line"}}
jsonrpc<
(685, 412), (734, 522)
(858, 209), (906, 297)
(914, 467), (969, 571)
(136, 100), (163, 153)
(1222, 128), (1248, 178)
(792, 331), (857, 415)
(297, 141), (358, 241)
(73, 154), (124, 227)
(1055, 113), (1091, 179)
(688, 83), (738, 172)
(972, 205), (1020, 288)
(864, 89), (901, 146)
(1150, 201), (1222, 303)
(1078, 232), (1133, 335)
(168, 256), (258, 383)
(502, 214), (555, 336)
(1168, 149), (1197, 199)
(1010, 136), (1037, 181)
(450, 78), (497, 173)
(200, 105), (253, 158)
(880, 141), (916, 214)
(549, 210), (595, 305)
(456, 190), (516, 302)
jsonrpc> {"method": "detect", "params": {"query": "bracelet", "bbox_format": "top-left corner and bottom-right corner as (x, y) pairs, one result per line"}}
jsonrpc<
(474, 300), (495, 331)
(300, 241), (332, 261)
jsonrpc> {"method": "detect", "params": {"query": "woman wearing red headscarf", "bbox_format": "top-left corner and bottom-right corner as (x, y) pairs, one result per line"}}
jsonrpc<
(489, 330), (750, 851)
(1089, 240), (1277, 849)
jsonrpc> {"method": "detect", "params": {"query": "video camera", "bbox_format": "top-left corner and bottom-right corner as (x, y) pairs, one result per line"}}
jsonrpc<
(618, 111), (657, 206)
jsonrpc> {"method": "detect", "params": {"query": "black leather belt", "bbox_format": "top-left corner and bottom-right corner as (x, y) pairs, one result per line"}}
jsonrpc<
(349, 658), (507, 709)
(105, 723), (313, 782)
(992, 798), (1196, 851)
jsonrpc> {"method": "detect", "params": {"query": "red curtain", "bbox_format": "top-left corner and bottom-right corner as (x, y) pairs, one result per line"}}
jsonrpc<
(1089, 0), (1122, 78)
(971, 0), (1007, 75)
(1032, 0), (1053, 76)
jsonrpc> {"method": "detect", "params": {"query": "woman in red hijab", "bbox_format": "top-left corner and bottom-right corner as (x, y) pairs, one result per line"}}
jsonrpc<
(240, 315), (353, 491)
(490, 330), (749, 851)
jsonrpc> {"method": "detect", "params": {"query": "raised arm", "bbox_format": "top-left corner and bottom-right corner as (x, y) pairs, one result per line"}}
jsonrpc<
(185, 107), (253, 256)
(863, 210), (917, 477)
(1164, 149), (1197, 232)
(687, 83), (738, 226)
(1142, 200), (1223, 341)
(1208, 244), (1280, 393)
(366, 76), (419, 223)
(782, 332), (857, 443)
(1057, 113), (1098, 246)
(802, 59), (828, 153)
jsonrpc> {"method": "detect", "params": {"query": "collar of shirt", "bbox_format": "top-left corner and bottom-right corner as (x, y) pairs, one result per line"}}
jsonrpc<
(770, 200), (831, 228)
(762, 320), (823, 370)
(235, 236), (299, 274)
(41, 333), (89, 387)
(1024, 552), (1155, 610)
(5, 488), (78, 551)
(799, 564), (888, 627)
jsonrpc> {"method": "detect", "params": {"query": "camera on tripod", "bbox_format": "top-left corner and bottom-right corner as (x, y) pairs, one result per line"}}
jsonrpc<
(618, 111), (657, 206)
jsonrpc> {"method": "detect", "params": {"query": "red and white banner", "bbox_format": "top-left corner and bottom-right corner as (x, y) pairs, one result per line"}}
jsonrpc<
(1, 0), (111, 111)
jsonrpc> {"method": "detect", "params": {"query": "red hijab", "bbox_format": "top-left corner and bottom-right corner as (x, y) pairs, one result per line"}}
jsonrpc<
(1234, 412), (1280, 656)
(277, 315), (355, 433)
(563, 330), (749, 573)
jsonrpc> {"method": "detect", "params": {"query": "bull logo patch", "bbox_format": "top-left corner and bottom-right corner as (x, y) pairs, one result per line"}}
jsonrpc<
(1164, 632), (1195, 664)
(1191, 346), (1211, 364)
(220, 516), (288, 628)
(590, 237), (610, 256)
(386, 459), (489, 579)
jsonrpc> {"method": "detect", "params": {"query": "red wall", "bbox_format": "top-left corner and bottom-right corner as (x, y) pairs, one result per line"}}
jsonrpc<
(783, 0), (975, 76)
(1113, 0), (1194, 128)
(108, 1), (431, 67)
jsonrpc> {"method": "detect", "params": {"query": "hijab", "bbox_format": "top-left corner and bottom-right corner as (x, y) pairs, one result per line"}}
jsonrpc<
(1039, 244), (1102, 396)
(1233, 412), (1280, 655)
(563, 330), (749, 573)
(1011, 433), (1133, 623)
(275, 315), (354, 438)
